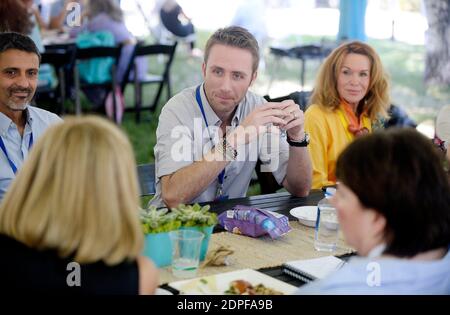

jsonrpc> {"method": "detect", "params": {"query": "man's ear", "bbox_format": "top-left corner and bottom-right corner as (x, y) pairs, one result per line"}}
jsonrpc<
(249, 71), (258, 86)
(202, 62), (206, 79)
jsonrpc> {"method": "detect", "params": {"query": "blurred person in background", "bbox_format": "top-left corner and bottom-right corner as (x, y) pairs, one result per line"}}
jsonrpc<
(70, 0), (146, 85)
(0, 0), (54, 87)
(69, 0), (147, 115)
(296, 128), (450, 294)
(24, 0), (48, 31)
(0, 116), (158, 294)
(159, 0), (196, 53)
(0, 0), (37, 41)
(231, 0), (269, 70)
(304, 41), (390, 189)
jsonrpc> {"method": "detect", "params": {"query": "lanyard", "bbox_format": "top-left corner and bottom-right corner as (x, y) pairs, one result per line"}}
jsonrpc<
(0, 132), (33, 174)
(195, 85), (227, 199)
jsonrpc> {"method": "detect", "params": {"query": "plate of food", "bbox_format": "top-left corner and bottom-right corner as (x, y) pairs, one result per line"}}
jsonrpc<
(168, 269), (297, 295)
(289, 206), (317, 227)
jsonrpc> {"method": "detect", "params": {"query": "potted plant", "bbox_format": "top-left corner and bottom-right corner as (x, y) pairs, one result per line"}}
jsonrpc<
(171, 204), (218, 261)
(140, 206), (181, 267)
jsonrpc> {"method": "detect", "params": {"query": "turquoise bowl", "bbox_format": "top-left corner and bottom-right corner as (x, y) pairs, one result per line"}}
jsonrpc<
(143, 232), (172, 267)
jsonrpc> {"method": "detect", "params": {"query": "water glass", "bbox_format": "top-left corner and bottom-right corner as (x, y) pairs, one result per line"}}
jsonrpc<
(314, 206), (339, 252)
(169, 230), (204, 279)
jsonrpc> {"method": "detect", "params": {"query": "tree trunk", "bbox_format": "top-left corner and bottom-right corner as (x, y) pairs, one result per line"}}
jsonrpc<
(423, 0), (450, 86)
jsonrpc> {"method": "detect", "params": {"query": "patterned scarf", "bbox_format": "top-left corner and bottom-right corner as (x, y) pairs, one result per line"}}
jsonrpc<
(341, 100), (369, 137)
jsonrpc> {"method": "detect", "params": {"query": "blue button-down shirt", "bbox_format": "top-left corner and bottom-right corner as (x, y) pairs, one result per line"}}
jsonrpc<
(295, 247), (450, 295)
(0, 106), (62, 200)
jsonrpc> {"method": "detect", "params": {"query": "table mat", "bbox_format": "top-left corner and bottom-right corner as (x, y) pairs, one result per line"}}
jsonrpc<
(159, 221), (353, 284)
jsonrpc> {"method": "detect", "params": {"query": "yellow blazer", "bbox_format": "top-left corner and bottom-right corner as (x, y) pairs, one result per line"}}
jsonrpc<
(304, 103), (372, 189)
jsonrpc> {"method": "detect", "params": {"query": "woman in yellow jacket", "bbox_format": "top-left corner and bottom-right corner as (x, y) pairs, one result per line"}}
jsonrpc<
(305, 41), (390, 189)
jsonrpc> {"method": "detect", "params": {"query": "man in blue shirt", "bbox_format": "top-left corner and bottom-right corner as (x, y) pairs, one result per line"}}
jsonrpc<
(0, 32), (62, 200)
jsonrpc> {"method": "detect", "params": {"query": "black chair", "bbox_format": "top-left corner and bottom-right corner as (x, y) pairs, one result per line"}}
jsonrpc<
(73, 45), (122, 122)
(254, 159), (283, 194)
(137, 163), (156, 196)
(385, 104), (417, 128)
(121, 42), (178, 123)
(35, 45), (77, 114)
(264, 91), (311, 112)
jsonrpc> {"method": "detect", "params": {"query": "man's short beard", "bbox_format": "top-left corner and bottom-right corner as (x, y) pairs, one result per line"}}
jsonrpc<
(6, 101), (28, 111)
(6, 85), (33, 111)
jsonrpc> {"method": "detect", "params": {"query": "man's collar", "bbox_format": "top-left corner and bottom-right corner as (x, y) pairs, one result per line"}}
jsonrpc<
(25, 106), (33, 125)
(0, 106), (32, 135)
(0, 112), (11, 136)
(232, 97), (244, 126)
(199, 83), (221, 126)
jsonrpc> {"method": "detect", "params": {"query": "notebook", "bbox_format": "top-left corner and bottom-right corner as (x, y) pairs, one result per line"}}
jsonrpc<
(282, 256), (346, 283)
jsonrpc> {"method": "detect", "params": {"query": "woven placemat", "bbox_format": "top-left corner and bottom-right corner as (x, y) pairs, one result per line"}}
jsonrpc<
(159, 221), (353, 284)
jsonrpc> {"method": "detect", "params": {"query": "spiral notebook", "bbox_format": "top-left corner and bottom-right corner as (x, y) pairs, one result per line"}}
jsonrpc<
(282, 256), (346, 283)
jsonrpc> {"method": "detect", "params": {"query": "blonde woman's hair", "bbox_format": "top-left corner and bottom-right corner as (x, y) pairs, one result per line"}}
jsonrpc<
(309, 41), (390, 120)
(0, 116), (143, 265)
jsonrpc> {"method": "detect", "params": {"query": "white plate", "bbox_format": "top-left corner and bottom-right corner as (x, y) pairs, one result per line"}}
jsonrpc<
(289, 206), (317, 227)
(168, 269), (297, 295)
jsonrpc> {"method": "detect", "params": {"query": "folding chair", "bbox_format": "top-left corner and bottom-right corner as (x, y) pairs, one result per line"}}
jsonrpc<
(73, 45), (122, 122)
(121, 42), (178, 123)
(254, 159), (283, 194)
(137, 163), (156, 196)
(36, 47), (77, 115)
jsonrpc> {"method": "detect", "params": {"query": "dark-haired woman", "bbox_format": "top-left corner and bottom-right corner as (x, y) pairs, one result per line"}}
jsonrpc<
(296, 128), (450, 294)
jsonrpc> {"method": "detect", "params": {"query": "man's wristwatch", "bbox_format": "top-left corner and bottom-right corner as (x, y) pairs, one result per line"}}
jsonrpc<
(287, 132), (310, 147)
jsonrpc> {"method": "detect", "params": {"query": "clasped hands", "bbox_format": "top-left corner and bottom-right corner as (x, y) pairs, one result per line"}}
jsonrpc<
(226, 100), (305, 148)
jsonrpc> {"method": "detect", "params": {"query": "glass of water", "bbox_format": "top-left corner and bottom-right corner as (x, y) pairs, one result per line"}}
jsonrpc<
(169, 230), (204, 278)
(314, 206), (339, 252)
